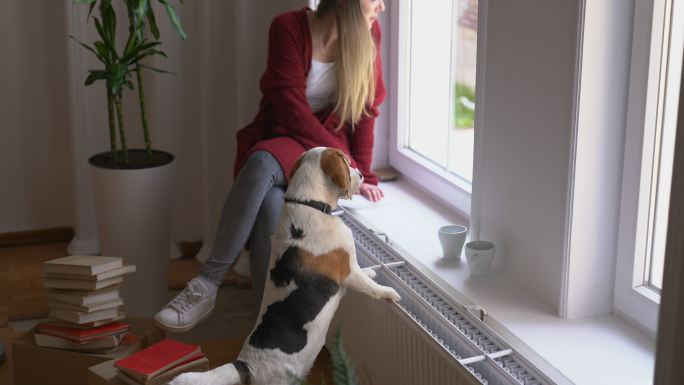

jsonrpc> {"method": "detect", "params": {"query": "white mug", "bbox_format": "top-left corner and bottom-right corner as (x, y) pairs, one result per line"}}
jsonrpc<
(465, 241), (495, 277)
(438, 225), (468, 260)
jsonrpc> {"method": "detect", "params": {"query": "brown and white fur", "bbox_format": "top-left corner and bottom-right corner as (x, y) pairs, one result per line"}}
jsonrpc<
(169, 147), (401, 385)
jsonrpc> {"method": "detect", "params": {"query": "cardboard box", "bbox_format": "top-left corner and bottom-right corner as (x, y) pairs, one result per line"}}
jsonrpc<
(13, 317), (165, 385)
(88, 360), (128, 385)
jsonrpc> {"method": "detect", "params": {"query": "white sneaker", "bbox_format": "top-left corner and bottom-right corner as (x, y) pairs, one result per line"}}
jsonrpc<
(155, 278), (215, 332)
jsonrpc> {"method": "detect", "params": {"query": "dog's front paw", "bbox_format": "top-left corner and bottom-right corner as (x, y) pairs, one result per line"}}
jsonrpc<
(168, 372), (201, 385)
(168, 371), (215, 385)
(377, 285), (401, 302)
(362, 267), (377, 279)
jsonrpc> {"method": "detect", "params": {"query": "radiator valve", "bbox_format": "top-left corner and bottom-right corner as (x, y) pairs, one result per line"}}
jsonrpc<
(463, 304), (487, 322)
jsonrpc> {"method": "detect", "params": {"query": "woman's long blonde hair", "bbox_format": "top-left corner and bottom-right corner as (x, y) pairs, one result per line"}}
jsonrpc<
(316, 0), (376, 127)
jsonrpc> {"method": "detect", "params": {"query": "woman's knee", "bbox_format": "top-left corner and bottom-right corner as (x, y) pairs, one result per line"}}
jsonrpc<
(242, 151), (277, 173)
(238, 151), (284, 186)
(257, 186), (285, 222)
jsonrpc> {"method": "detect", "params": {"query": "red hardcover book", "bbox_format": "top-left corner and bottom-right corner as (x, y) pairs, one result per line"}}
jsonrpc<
(38, 321), (129, 342)
(114, 339), (202, 381)
(34, 332), (129, 352)
(116, 353), (208, 385)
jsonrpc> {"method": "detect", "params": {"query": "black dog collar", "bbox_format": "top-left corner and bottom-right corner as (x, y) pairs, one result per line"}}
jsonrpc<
(284, 197), (344, 216)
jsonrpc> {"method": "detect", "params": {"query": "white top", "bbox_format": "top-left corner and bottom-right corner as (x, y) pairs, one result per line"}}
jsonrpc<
(306, 59), (337, 112)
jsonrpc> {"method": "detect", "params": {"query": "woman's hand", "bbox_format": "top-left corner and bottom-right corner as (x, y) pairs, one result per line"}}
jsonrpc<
(357, 183), (384, 202)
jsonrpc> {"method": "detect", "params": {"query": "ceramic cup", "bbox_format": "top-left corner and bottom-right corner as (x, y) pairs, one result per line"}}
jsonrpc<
(465, 240), (495, 277)
(438, 225), (468, 260)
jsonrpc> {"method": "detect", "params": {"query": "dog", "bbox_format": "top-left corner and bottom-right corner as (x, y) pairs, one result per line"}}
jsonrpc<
(169, 147), (401, 385)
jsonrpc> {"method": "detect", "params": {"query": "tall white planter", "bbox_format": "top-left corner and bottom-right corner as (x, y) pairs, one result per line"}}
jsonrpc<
(90, 150), (175, 317)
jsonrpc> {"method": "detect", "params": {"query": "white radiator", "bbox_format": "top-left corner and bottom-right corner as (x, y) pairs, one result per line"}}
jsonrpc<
(329, 212), (556, 385)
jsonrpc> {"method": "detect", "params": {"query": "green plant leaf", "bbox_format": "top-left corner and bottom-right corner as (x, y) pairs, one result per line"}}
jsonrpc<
(140, 64), (174, 75)
(101, 0), (117, 44)
(123, 33), (138, 58)
(88, 1), (96, 19)
(70, 36), (107, 62)
(93, 16), (106, 39)
(126, 0), (147, 42)
(93, 41), (111, 62)
(148, 49), (167, 58)
(85, 70), (108, 85)
(131, 48), (167, 64)
(126, 40), (161, 55)
(93, 16), (119, 61)
(110, 63), (127, 80)
(72, 0), (96, 19)
(134, 49), (156, 62)
(159, 0), (187, 39)
(146, 5), (160, 39)
(107, 62), (130, 96)
(121, 40), (162, 63)
(134, 0), (147, 31)
(330, 329), (358, 385)
(69, 36), (96, 55)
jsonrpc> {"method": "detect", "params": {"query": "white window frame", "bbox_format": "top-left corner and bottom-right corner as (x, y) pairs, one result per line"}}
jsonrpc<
(615, 0), (683, 334)
(387, 0), (486, 219)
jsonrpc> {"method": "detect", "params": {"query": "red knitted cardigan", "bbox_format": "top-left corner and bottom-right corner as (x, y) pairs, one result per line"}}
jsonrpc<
(233, 8), (386, 186)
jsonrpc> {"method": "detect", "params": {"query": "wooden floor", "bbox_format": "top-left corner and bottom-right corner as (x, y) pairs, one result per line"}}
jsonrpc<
(0, 240), (331, 385)
(0, 241), (250, 322)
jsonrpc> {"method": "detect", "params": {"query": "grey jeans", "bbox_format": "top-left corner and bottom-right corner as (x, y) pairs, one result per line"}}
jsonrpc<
(199, 151), (286, 308)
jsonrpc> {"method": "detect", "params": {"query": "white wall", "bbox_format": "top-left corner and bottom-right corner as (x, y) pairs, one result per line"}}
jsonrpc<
(1, 0), (319, 245)
(565, 0), (634, 319)
(0, 1), (74, 233)
(475, 0), (581, 311)
(62, 0), (225, 245)
(200, 0), (305, 246)
(2, 0), (390, 244)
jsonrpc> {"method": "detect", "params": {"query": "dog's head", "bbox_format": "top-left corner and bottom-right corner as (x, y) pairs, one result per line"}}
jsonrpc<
(289, 147), (363, 200)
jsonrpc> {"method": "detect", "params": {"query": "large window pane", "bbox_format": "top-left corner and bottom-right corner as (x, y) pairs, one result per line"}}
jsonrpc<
(405, 0), (478, 184)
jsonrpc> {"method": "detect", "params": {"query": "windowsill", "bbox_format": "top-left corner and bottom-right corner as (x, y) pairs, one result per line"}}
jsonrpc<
(343, 179), (656, 385)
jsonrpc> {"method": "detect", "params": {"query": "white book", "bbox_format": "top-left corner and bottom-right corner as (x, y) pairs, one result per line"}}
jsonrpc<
(44, 313), (126, 329)
(43, 265), (136, 282)
(46, 286), (119, 306)
(48, 298), (123, 313)
(49, 307), (120, 325)
(44, 276), (123, 291)
(43, 255), (122, 276)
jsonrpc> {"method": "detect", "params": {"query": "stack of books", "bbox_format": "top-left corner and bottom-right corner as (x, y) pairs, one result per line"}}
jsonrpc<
(114, 339), (209, 385)
(35, 255), (136, 352)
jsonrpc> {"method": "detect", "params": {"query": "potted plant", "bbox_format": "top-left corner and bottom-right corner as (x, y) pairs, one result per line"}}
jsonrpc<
(71, 0), (186, 317)
(291, 329), (360, 385)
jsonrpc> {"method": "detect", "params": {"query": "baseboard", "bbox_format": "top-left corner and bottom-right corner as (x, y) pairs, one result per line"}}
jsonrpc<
(177, 241), (203, 259)
(0, 227), (74, 248)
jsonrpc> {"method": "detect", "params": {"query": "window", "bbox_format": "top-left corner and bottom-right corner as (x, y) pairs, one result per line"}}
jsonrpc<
(615, 0), (683, 332)
(388, 0), (479, 217)
(641, 0), (682, 292)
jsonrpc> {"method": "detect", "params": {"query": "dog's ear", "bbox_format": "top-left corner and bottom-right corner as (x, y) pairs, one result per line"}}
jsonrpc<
(289, 153), (306, 180)
(321, 148), (351, 196)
